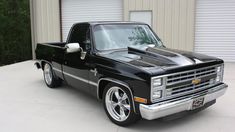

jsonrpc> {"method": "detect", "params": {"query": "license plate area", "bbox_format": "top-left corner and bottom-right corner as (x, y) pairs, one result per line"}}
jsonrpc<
(191, 97), (204, 110)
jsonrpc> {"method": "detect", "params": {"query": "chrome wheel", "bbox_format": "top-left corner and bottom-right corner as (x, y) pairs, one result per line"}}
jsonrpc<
(105, 86), (131, 122)
(44, 63), (52, 85)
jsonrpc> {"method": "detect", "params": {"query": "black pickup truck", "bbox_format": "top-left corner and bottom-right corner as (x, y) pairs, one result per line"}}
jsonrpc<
(35, 21), (227, 126)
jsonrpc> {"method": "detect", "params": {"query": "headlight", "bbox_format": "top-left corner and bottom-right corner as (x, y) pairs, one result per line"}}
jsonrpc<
(216, 75), (221, 82)
(216, 66), (222, 73)
(151, 77), (165, 101)
(215, 65), (224, 82)
(152, 90), (162, 99)
(152, 78), (162, 87)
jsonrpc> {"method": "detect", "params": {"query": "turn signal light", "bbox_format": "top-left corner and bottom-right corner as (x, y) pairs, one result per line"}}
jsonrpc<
(134, 97), (147, 104)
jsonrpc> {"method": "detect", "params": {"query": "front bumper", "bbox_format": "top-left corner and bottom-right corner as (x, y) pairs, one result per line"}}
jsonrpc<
(140, 83), (228, 120)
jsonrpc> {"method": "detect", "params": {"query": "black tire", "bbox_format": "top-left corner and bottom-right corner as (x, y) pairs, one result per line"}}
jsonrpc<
(43, 63), (62, 88)
(102, 83), (140, 126)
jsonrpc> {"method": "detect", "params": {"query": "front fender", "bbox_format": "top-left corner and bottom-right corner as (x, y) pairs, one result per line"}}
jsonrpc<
(97, 77), (138, 113)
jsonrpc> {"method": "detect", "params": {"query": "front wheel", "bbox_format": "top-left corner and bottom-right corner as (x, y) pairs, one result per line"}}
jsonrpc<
(103, 83), (140, 126)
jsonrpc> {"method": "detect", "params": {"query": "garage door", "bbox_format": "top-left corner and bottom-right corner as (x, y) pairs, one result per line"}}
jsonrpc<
(195, 0), (235, 62)
(61, 0), (123, 41)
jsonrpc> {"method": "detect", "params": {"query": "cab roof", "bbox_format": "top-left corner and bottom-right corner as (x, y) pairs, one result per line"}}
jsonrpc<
(73, 21), (148, 26)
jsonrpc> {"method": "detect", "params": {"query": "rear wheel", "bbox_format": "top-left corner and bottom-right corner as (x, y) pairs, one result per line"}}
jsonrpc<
(103, 83), (140, 126)
(43, 63), (62, 88)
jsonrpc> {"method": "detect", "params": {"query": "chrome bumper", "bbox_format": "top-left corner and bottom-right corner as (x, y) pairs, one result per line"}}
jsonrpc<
(140, 83), (228, 120)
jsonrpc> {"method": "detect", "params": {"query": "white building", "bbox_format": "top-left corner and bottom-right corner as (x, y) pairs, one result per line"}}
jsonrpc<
(30, 0), (235, 62)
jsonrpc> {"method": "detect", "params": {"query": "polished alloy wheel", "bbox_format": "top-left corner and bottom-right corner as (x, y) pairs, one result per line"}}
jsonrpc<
(44, 63), (52, 85)
(105, 86), (131, 121)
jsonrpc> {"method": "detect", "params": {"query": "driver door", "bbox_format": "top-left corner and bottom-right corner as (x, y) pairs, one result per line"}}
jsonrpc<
(63, 23), (91, 93)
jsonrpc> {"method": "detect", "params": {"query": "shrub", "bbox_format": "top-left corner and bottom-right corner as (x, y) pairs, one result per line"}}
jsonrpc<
(0, 0), (32, 66)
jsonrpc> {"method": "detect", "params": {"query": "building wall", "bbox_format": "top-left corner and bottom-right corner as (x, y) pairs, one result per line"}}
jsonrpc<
(30, 0), (61, 58)
(124, 0), (196, 51)
(30, 0), (196, 58)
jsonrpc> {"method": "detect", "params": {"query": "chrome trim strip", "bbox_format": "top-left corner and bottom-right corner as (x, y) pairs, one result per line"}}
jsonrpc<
(89, 81), (98, 87)
(53, 67), (62, 73)
(140, 83), (227, 120)
(97, 78), (136, 112)
(53, 67), (98, 87)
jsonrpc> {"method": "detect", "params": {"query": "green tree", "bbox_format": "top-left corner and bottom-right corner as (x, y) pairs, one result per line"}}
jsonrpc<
(0, 0), (32, 66)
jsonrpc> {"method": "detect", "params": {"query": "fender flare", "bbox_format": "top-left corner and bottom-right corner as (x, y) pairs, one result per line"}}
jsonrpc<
(97, 78), (136, 112)
(39, 60), (53, 70)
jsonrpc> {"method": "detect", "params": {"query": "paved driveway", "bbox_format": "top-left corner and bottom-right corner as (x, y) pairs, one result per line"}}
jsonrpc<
(0, 61), (234, 132)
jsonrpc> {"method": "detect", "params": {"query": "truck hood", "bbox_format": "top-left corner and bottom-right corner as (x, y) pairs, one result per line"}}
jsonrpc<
(97, 47), (222, 74)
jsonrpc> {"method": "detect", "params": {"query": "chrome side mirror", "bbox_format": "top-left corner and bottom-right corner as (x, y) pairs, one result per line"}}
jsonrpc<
(65, 43), (81, 53)
(65, 43), (87, 60)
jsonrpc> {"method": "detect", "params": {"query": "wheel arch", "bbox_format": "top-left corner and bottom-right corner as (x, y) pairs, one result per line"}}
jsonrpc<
(40, 60), (52, 70)
(97, 78), (136, 112)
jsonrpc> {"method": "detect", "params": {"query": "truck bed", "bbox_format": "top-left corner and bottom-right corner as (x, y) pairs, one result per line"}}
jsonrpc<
(35, 42), (67, 79)
(35, 42), (66, 64)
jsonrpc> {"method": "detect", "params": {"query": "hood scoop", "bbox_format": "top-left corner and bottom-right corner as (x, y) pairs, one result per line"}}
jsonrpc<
(128, 46), (195, 66)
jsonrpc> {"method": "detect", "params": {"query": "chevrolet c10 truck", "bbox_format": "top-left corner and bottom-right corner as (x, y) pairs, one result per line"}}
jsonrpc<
(35, 21), (227, 126)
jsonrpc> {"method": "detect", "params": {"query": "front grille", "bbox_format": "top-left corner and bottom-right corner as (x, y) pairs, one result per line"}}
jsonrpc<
(167, 67), (216, 85)
(166, 66), (218, 97)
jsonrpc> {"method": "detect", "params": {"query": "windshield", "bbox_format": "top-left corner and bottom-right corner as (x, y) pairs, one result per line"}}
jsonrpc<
(93, 24), (163, 51)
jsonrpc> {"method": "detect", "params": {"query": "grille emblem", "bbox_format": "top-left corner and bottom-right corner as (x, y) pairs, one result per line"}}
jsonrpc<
(192, 78), (201, 85)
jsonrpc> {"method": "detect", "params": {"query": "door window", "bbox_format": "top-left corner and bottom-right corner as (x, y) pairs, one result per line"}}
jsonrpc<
(68, 24), (90, 51)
